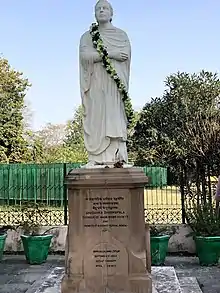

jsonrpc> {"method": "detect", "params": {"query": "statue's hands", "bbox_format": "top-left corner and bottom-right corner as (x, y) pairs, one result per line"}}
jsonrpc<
(108, 51), (128, 62)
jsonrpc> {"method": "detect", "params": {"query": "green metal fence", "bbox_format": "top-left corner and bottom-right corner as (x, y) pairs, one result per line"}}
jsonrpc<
(0, 163), (182, 225)
(0, 163), (81, 226)
(144, 166), (167, 187)
(0, 163), (82, 202)
(144, 167), (182, 224)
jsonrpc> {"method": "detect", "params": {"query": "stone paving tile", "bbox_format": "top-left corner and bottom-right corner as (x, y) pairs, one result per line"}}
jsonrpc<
(0, 255), (64, 293)
(0, 255), (220, 293)
(165, 256), (220, 293)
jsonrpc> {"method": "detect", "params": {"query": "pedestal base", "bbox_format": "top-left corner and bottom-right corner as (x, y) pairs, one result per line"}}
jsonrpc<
(61, 168), (152, 293)
(61, 274), (152, 293)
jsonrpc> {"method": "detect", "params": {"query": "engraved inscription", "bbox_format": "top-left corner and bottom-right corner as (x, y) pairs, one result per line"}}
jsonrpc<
(84, 242), (127, 276)
(83, 195), (128, 228)
(93, 248), (120, 268)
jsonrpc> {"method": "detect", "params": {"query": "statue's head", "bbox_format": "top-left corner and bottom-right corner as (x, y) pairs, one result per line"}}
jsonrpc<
(95, 0), (113, 24)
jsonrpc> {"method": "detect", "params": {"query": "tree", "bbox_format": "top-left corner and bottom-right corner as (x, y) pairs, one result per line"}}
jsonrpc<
(133, 71), (220, 161)
(36, 123), (66, 148)
(132, 71), (220, 196)
(30, 123), (75, 163)
(0, 57), (31, 162)
(124, 98), (135, 128)
(30, 108), (88, 164)
(127, 110), (140, 162)
(23, 98), (33, 131)
(64, 105), (87, 162)
(65, 106), (84, 148)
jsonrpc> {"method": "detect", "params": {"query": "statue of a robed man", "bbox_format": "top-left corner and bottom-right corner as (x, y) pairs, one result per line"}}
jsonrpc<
(79, 0), (131, 167)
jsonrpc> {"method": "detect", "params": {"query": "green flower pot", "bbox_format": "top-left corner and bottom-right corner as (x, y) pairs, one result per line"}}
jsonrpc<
(0, 234), (7, 261)
(195, 236), (220, 266)
(150, 235), (170, 265)
(21, 234), (53, 265)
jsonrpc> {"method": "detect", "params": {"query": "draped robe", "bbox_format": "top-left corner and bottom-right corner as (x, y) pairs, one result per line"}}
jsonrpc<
(79, 26), (131, 164)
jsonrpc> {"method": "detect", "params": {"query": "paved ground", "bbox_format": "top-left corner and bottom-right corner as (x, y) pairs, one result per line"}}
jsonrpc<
(0, 255), (64, 293)
(0, 255), (220, 293)
(166, 256), (220, 293)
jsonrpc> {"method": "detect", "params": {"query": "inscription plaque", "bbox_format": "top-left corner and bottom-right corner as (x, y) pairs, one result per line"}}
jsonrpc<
(83, 194), (129, 229)
(84, 242), (128, 277)
(93, 248), (120, 268)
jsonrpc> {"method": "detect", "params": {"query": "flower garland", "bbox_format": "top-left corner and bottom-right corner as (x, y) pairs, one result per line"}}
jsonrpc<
(90, 23), (133, 125)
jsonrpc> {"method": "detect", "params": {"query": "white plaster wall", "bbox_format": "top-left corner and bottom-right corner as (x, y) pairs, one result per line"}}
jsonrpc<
(168, 224), (196, 254)
(4, 224), (196, 254)
(4, 226), (68, 252)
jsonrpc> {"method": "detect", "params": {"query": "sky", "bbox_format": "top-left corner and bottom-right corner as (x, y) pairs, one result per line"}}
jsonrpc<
(1, 0), (220, 130)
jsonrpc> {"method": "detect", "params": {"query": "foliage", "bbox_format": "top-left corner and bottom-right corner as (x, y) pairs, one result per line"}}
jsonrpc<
(30, 123), (76, 163)
(15, 202), (51, 236)
(186, 199), (220, 237)
(29, 110), (88, 163)
(0, 57), (31, 163)
(22, 99), (33, 131)
(150, 224), (175, 237)
(63, 105), (87, 162)
(64, 105), (87, 160)
(27, 132), (45, 163)
(36, 145), (86, 163)
(35, 123), (66, 148)
(127, 110), (140, 162)
(132, 71), (220, 199)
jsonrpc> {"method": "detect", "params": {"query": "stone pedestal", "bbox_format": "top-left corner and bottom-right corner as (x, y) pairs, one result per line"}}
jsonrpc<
(61, 168), (152, 293)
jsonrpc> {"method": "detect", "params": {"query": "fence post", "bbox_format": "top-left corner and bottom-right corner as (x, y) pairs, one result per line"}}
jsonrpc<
(63, 163), (68, 225)
(180, 170), (186, 224)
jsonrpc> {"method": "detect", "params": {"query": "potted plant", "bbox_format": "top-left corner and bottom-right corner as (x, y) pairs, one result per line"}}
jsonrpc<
(0, 225), (14, 261)
(17, 202), (54, 265)
(150, 225), (175, 265)
(186, 200), (220, 266)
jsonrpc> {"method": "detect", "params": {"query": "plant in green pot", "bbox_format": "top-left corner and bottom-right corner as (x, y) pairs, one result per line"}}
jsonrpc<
(17, 202), (54, 265)
(150, 225), (175, 266)
(0, 225), (14, 261)
(186, 200), (220, 266)
(150, 225), (175, 265)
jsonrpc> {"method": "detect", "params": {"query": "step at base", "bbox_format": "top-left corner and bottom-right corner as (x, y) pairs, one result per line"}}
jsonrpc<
(179, 277), (203, 293)
(152, 267), (182, 293)
(29, 266), (201, 293)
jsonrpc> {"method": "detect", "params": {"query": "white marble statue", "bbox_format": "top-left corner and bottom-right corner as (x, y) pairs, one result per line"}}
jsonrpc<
(79, 0), (131, 168)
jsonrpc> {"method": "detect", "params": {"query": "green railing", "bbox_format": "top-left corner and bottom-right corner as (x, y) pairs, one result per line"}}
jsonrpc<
(0, 163), (81, 226)
(0, 163), (81, 203)
(0, 163), (183, 225)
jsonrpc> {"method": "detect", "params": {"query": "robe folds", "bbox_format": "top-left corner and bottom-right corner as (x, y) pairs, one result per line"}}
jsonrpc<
(79, 26), (131, 164)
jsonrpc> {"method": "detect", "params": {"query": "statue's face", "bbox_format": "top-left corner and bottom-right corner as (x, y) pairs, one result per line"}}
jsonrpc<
(95, 1), (112, 23)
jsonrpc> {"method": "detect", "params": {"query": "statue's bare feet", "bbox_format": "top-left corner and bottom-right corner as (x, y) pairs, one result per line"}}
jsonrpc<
(122, 163), (134, 168)
(80, 161), (96, 169)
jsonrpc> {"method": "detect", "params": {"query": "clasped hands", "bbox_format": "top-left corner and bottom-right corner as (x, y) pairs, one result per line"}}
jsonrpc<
(108, 50), (128, 62)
